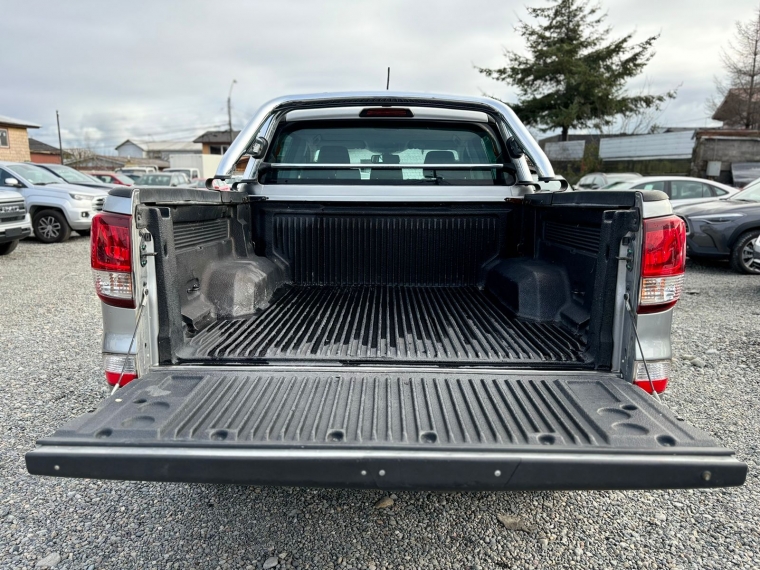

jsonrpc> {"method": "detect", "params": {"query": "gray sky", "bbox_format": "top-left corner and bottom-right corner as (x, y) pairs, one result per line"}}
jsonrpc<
(3, 0), (757, 151)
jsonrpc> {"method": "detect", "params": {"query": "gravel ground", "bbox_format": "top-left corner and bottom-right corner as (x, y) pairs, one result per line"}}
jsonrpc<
(0, 238), (758, 570)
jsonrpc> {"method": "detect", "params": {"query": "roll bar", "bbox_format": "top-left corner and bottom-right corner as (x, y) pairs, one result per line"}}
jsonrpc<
(214, 91), (556, 183)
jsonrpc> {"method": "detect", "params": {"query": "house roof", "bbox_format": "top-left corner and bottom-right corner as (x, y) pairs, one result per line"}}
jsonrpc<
(65, 153), (170, 169)
(115, 139), (201, 153)
(28, 138), (60, 154)
(0, 115), (41, 129)
(193, 130), (240, 144)
(712, 88), (760, 122)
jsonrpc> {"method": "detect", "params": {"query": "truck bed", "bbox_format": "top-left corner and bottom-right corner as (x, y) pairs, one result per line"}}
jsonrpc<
(178, 285), (587, 365)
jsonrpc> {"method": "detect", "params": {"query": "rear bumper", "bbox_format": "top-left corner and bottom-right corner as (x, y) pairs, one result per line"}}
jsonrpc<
(26, 445), (746, 490)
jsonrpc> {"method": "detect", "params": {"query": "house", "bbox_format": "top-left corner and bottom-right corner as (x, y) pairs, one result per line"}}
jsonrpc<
(0, 114), (40, 162)
(115, 139), (201, 161)
(712, 88), (760, 129)
(194, 130), (239, 155)
(29, 138), (61, 164)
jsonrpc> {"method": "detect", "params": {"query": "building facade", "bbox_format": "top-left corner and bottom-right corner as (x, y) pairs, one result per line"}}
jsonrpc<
(0, 115), (40, 162)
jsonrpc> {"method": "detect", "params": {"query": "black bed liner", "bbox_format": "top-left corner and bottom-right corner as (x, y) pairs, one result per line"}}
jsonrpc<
(178, 285), (587, 365)
(26, 368), (746, 489)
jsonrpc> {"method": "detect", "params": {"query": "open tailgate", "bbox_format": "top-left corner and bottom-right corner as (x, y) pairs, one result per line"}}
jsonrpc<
(26, 368), (746, 490)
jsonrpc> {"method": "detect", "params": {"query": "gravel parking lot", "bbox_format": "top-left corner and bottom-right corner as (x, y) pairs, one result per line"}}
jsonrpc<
(1, 237), (758, 570)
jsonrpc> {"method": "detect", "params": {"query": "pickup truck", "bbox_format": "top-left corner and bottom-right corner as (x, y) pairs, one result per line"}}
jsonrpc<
(0, 187), (32, 255)
(26, 92), (747, 490)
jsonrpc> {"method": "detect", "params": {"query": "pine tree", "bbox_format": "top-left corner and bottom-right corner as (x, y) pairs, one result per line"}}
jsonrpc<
(477, 0), (673, 140)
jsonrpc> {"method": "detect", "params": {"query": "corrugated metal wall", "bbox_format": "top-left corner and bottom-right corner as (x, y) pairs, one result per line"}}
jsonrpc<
(599, 131), (696, 160)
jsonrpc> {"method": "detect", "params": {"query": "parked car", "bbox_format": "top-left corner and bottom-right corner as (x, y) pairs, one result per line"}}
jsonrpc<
(26, 92), (746, 491)
(135, 172), (190, 187)
(0, 187), (32, 255)
(187, 178), (231, 190)
(604, 176), (738, 207)
(675, 182), (760, 274)
(0, 161), (108, 242)
(164, 167), (200, 181)
(117, 166), (157, 177)
(576, 172), (641, 189)
(35, 163), (115, 191)
(85, 171), (135, 186)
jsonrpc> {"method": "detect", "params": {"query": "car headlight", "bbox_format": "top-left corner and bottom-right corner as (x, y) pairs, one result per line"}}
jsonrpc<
(69, 193), (92, 201)
(690, 213), (745, 223)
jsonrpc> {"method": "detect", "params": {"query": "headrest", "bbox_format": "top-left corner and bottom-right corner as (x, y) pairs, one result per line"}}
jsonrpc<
(424, 150), (457, 164)
(317, 146), (351, 164)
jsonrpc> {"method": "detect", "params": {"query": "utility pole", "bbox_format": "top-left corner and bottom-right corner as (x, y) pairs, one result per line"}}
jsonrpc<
(55, 110), (63, 164)
(386, 67), (390, 90)
(227, 79), (237, 144)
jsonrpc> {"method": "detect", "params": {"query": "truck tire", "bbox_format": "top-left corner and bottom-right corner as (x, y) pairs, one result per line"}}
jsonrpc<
(33, 209), (71, 244)
(730, 230), (760, 274)
(0, 240), (18, 255)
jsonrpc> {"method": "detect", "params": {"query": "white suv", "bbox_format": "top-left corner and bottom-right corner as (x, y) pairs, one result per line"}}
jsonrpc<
(0, 161), (108, 243)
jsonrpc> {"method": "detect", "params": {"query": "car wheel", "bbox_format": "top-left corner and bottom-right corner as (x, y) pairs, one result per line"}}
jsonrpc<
(33, 209), (71, 243)
(0, 240), (19, 255)
(729, 231), (760, 274)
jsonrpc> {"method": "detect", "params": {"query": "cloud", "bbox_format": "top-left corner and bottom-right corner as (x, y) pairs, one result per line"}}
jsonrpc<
(2, 0), (755, 149)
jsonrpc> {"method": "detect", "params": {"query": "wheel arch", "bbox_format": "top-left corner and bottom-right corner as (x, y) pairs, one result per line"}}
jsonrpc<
(727, 223), (760, 249)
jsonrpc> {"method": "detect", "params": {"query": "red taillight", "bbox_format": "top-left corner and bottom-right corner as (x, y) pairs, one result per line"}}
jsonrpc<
(104, 354), (138, 386)
(91, 212), (134, 308)
(633, 361), (670, 394)
(639, 215), (686, 314)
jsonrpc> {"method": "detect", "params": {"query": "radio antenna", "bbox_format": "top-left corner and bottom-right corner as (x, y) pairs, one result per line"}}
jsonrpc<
(386, 67), (390, 90)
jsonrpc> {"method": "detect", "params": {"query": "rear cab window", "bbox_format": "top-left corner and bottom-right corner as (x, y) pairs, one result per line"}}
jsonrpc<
(259, 119), (509, 185)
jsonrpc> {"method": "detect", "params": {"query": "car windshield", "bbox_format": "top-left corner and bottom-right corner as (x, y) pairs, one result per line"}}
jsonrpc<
(167, 169), (192, 178)
(606, 173), (641, 183)
(732, 184), (760, 202)
(260, 120), (507, 185)
(138, 174), (172, 186)
(602, 181), (631, 189)
(46, 164), (99, 183)
(8, 163), (62, 185)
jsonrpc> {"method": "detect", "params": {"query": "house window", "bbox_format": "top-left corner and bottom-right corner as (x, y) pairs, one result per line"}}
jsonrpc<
(209, 144), (229, 155)
(0, 129), (8, 148)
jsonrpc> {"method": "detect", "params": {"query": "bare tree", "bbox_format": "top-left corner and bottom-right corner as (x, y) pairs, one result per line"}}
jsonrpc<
(710, 6), (760, 129)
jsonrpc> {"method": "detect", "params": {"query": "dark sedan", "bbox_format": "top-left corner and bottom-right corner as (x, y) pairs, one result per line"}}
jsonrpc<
(675, 184), (760, 274)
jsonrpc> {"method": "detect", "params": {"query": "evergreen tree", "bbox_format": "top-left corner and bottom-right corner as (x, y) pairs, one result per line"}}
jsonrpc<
(477, 0), (673, 140)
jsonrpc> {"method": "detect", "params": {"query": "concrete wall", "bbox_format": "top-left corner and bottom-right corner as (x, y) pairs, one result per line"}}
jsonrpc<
(0, 126), (31, 162)
(168, 153), (222, 178)
(692, 136), (760, 184)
